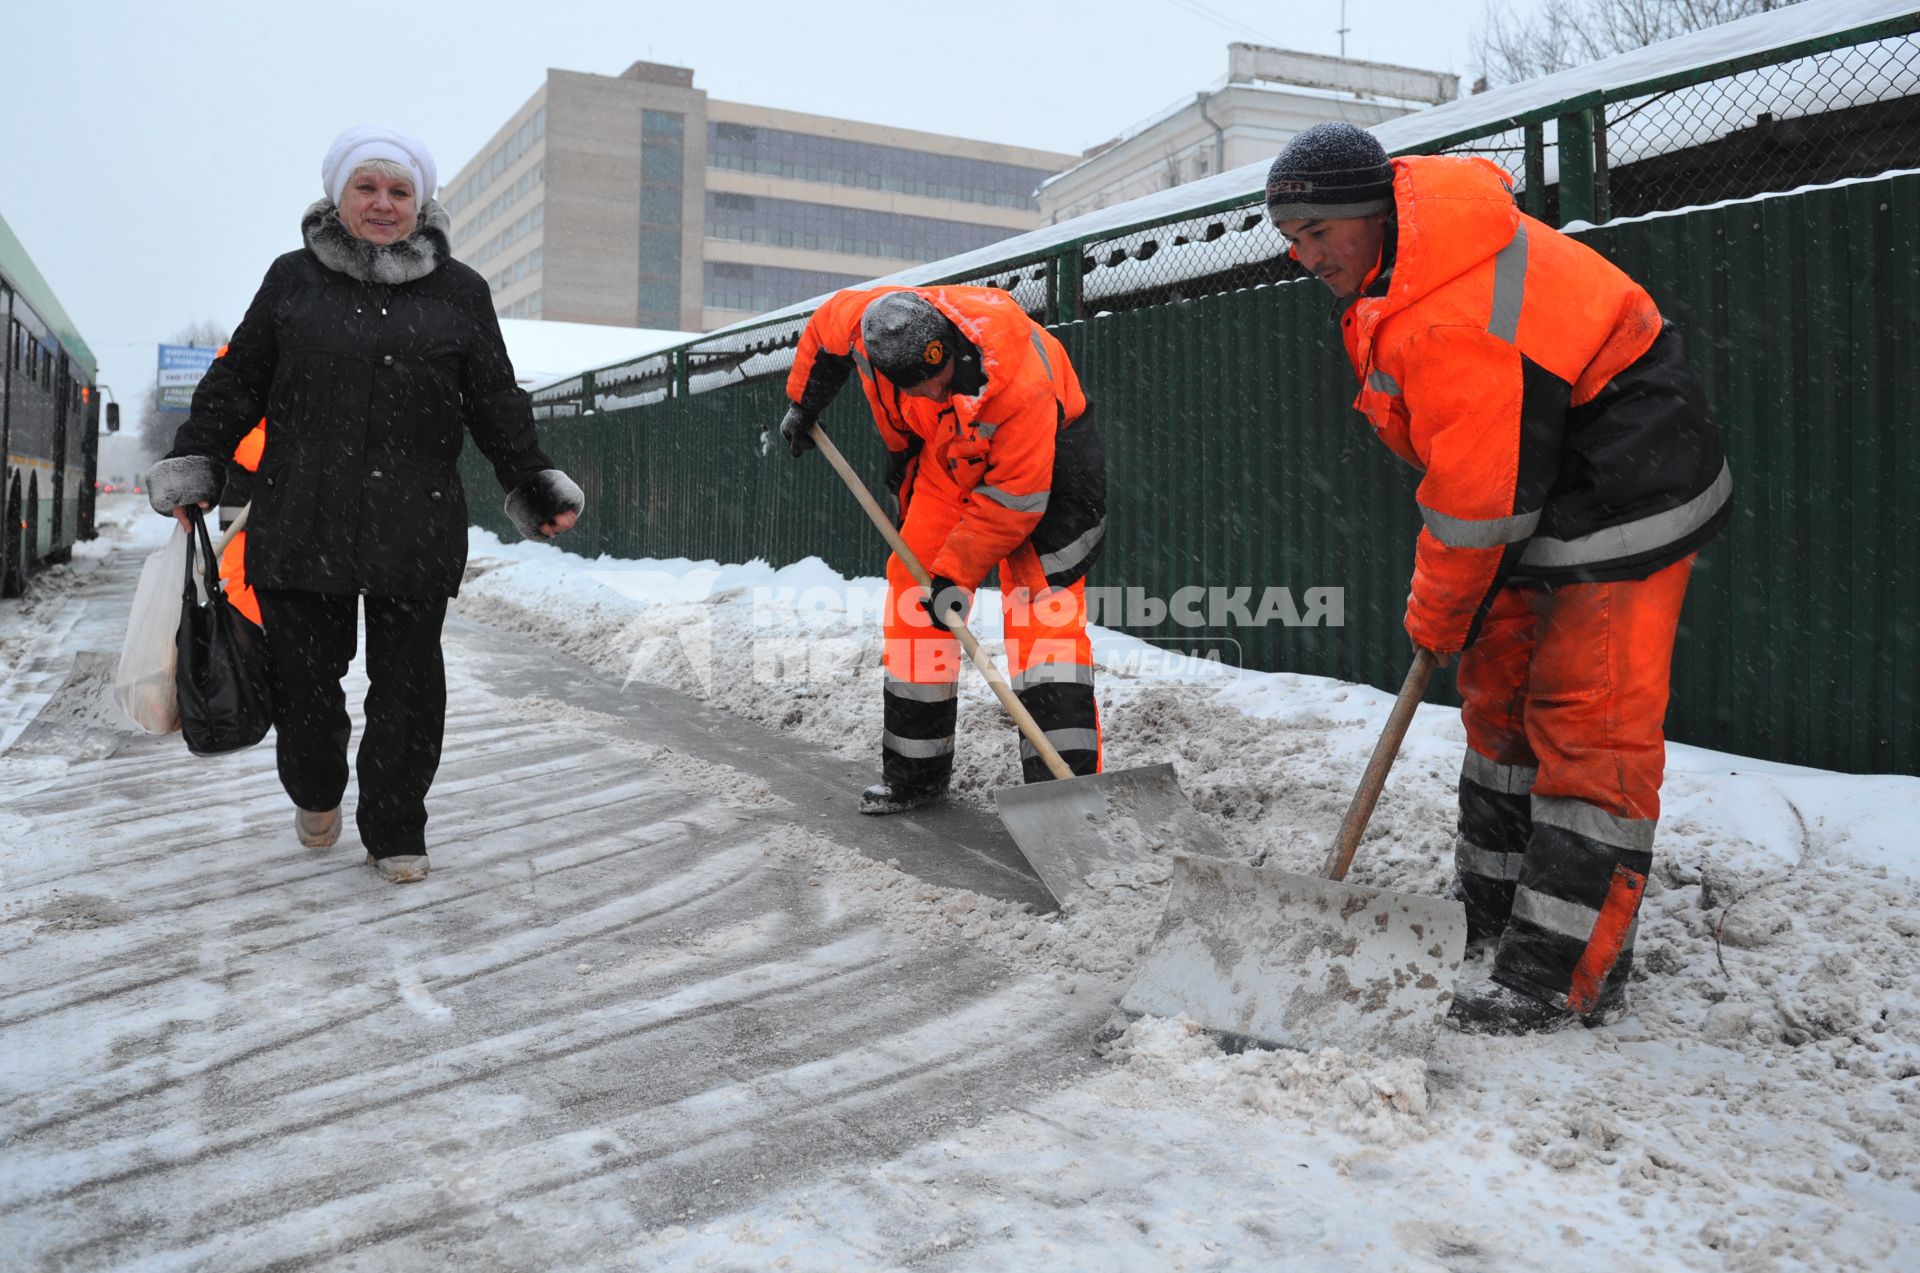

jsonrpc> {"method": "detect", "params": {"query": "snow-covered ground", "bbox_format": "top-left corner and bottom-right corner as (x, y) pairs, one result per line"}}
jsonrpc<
(451, 530), (1920, 1270)
(1, 503), (1915, 1269)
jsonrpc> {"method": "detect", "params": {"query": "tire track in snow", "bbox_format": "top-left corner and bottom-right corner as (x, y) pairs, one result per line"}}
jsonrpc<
(35, 970), (1100, 1271)
(0, 733), (606, 871)
(5, 925), (899, 1211)
(0, 779), (724, 1025)
(0, 821), (760, 1136)
(0, 729), (616, 888)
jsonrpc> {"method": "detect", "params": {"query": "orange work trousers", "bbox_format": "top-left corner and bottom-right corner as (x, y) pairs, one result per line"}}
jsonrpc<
(1453, 554), (1694, 1012)
(880, 482), (1101, 793)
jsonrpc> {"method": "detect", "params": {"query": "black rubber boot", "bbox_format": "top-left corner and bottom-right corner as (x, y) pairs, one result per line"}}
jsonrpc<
(1446, 978), (1576, 1036)
(1444, 874), (1509, 950)
(1579, 949), (1635, 1026)
(1447, 950), (1634, 1035)
(858, 781), (949, 816)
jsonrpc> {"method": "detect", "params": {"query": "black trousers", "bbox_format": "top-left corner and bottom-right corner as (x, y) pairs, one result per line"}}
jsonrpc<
(256, 588), (449, 858)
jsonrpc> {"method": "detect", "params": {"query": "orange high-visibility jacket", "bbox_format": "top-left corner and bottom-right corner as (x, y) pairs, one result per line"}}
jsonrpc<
(219, 421), (267, 626)
(787, 286), (1090, 589)
(217, 345), (267, 628)
(1342, 156), (1729, 654)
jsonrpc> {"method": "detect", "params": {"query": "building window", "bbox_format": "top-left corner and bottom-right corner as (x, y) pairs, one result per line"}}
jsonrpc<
(467, 202), (545, 267)
(489, 245), (545, 294)
(704, 192), (1012, 263)
(639, 111), (686, 327)
(703, 262), (868, 314)
(639, 279), (679, 314)
(706, 121), (1054, 210)
(640, 233), (680, 273)
(453, 162), (545, 249)
(641, 186), (682, 222)
(449, 103), (548, 217)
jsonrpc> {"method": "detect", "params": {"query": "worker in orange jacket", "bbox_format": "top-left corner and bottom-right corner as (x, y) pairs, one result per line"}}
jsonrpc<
(778, 286), (1107, 814)
(219, 420), (267, 627)
(1266, 124), (1731, 1034)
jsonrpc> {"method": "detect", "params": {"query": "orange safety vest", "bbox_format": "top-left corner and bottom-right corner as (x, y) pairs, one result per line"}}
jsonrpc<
(788, 285), (1088, 589)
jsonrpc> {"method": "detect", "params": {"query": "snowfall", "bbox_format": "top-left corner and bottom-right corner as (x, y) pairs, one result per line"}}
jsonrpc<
(1, 494), (1915, 1271)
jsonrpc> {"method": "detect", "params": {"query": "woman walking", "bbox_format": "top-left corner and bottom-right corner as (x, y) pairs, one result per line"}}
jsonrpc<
(149, 124), (584, 883)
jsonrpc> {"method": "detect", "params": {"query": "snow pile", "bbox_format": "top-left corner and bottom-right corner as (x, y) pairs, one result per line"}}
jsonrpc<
(1107, 1014), (1432, 1146)
(0, 496), (164, 752)
(455, 529), (1920, 1268)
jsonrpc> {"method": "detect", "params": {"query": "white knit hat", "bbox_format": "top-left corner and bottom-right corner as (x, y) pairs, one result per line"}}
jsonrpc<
(321, 124), (438, 206)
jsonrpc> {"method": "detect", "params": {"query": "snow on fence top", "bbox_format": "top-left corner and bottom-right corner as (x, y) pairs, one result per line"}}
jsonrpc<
(532, 0), (1920, 412)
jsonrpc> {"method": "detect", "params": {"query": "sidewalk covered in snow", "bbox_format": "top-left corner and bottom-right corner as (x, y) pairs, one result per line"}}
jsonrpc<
(1, 499), (1916, 1270)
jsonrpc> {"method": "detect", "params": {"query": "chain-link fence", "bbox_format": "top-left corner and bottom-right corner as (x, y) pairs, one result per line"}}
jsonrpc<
(481, 171), (1920, 775)
(1429, 26), (1920, 223)
(529, 12), (1918, 419)
(1603, 29), (1920, 218)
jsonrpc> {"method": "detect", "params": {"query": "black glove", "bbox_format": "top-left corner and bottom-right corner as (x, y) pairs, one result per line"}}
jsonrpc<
(778, 404), (818, 457)
(916, 575), (969, 631)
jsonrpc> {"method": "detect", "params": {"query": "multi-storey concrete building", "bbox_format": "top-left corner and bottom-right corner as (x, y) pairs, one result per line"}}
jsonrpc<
(443, 62), (1074, 331)
(1038, 44), (1457, 224)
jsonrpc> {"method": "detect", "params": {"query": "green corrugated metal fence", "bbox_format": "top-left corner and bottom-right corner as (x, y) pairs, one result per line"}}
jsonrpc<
(468, 172), (1919, 776)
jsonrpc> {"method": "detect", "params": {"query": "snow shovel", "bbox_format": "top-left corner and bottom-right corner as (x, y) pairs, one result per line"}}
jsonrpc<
(808, 422), (1223, 910)
(1118, 650), (1468, 1056)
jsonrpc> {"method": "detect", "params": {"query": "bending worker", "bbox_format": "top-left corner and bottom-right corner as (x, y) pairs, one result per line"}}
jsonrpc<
(777, 286), (1107, 814)
(1265, 124), (1732, 1034)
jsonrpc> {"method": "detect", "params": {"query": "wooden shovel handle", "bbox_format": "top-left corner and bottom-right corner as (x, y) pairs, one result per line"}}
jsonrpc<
(1321, 649), (1438, 881)
(808, 422), (1075, 782)
(216, 502), (251, 555)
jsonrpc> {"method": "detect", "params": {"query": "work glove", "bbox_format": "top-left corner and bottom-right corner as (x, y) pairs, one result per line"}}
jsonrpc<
(778, 404), (818, 458)
(916, 574), (970, 632)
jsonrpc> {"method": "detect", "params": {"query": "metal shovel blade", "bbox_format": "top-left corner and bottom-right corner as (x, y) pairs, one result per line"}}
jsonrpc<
(993, 763), (1227, 911)
(1120, 855), (1468, 1056)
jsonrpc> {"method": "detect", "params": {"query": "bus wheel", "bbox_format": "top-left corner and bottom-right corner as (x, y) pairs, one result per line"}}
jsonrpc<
(2, 475), (24, 599)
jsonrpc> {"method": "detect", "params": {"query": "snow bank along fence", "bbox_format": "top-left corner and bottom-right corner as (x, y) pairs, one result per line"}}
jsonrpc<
(471, 14), (1920, 777)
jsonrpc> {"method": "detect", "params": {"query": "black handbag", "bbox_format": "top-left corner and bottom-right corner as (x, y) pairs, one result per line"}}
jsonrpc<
(176, 508), (276, 755)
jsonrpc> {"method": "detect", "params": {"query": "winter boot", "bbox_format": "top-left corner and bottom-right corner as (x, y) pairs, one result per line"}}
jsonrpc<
(858, 781), (948, 816)
(368, 854), (429, 884)
(295, 805), (343, 849)
(1444, 874), (1509, 950)
(1577, 949), (1635, 1026)
(1446, 978), (1576, 1036)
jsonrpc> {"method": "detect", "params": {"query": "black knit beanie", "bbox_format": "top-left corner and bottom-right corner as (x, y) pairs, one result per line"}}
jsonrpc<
(860, 292), (959, 388)
(1264, 123), (1396, 223)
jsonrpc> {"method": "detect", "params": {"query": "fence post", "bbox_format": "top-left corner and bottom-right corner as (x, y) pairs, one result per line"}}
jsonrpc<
(1053, 247), (1082, 324)
(672, 348), (690, 400)
(581, 369), (597, 415)
(1557, 105), (1597, 225)
(1593, 106), (1612, 224)
(1523, 122), (1547, 220)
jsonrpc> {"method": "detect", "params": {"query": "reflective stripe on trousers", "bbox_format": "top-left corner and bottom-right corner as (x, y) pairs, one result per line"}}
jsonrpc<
(882, 481), (1100, 790)
(1452, 555), (1693, 1006)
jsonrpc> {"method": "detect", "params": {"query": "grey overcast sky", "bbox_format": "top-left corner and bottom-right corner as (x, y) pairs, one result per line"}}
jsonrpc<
(1, 0), (1498, 420)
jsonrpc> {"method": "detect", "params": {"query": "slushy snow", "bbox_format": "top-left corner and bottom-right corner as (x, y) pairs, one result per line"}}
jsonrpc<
(453, 527), (1920, 1269)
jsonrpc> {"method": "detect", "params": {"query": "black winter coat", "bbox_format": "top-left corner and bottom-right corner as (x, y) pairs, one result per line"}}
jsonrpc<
(168, 201), (554, 598)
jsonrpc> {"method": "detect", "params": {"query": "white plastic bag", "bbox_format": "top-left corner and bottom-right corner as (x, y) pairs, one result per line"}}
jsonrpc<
(114, 523), (192, 734)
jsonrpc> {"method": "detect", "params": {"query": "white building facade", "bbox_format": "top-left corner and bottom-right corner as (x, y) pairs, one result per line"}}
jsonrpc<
(1040, 44), (1458, 224)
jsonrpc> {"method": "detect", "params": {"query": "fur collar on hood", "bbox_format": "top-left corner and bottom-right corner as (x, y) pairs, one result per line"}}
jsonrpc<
(301, 198), (452, 285)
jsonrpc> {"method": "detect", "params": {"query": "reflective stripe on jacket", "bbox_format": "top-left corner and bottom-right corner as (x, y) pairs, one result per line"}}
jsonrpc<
(1342, 156), (1730, 653)
(787, 285), (1095, 590)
